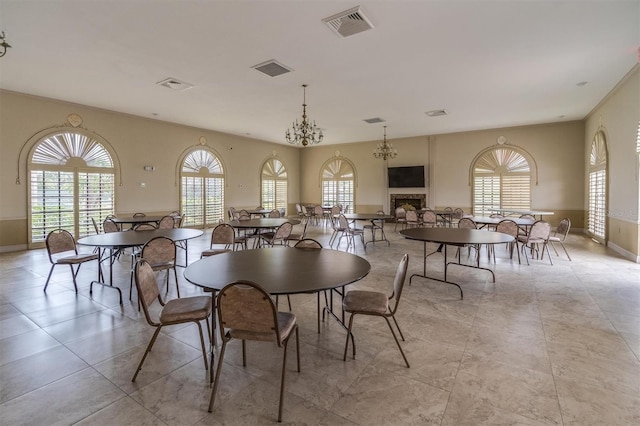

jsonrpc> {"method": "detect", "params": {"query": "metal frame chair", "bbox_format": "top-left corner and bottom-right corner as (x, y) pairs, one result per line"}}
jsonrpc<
(44, 229), (101, 293)
(208, 280), (300, 422)
(201, 223), (234, 258)
(549, 217), (572, 261)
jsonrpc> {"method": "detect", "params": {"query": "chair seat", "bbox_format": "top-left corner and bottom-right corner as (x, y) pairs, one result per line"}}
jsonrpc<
(57, 253), (99, 264)
(149, 260), (175, 270)
(343, 290), (388, 314)
(548, 236), (561, 242)
(229, 311), (296, 344)
(201, 248), (232, 257)
(518, 236), (546, 244)
(160, 295), (212, 322)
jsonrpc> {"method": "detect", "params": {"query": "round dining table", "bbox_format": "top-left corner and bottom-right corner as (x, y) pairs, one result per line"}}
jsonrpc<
(184, 247), (371, 332)
(400, 227), (514, 299)
(78, 228), (203, 303)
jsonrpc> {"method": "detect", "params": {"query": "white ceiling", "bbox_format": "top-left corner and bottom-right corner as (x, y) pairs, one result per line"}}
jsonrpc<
(1, 1), (638, 146)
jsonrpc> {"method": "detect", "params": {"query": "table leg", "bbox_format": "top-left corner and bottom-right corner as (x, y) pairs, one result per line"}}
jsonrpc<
(409, 241), (464, 299)
(90, 247), (123, 305)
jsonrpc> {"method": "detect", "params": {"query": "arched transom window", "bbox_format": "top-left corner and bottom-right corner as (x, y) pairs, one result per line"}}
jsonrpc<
(29, 132), (115, 244)
(261, 158), (288, 213)
(180, 149), (225, 227)
(321, 158), (355, 213)
(472, 146), (532, 216)
(588, 131), (607, 241)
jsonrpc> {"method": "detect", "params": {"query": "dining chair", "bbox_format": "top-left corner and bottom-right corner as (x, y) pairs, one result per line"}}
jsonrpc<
(268, 209), (281, 218)
(394, 207), (407, 231)
(549, 217), (572, 261)
(130, 236), (180, 303)
(421, 208), (437, 228)
(518, 220), (552, 265)
(405, 210), (422, 228)
(158, 215), (175, 229)
(201, 223), (234, 257)
(329, 210), (347, 248)
(133, 212), (146, 218)
(208, 280), (300, 422)
(102, 218), (119, 233)
(495, 219), (521, 264)
(132, 259), (212, 382)
(363, 210), (387, 243)
(293, 239), (328, 332)
(336, 214), (364, 252)
(314, 205), (324, 226)
(285, 219), (309, 246)
(259, 222), (293, 247)
(342, 254), (410, 368)
(451, 208), (464, 227)
(438, 207), (454, 227)
(457, 217), (479, 259)
(169, 211), (183, 228)
(44, 229), (101, 293)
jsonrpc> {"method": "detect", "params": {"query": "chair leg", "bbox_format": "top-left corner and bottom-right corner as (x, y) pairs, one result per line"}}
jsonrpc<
(544, 242), (553, 265)
(195, 320), (209, 370)
(208, 339), (228, 412)
(384, 316), (410, 368)
(278, 335), (290, 422)
(43, 264), (56, 292)
(132, 326), (162, 382)
(561, 242), (572, 261)
(173, 267), (180, 298)
(70, 264), (80, 293)
(391, 315), (406, 341)
(343, 313), (356, 361)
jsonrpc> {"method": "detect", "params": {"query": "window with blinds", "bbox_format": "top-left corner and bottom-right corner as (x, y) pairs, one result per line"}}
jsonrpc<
(180, 149), (224, 227)
(321, 158), (355, 213)
(261, 158), (288, 212)
(29, 132), (115, 244)
(472, 146), (531, 216)
(588, 132), (607, 240)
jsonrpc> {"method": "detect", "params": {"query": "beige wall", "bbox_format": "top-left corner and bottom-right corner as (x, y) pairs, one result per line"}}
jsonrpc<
(0, 90), (301, 249)
(584, 66), (640, 260)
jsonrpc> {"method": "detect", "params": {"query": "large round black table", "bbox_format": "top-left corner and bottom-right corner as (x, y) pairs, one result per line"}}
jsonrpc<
(184, 247), (371, 333)
(78, 228), (203, 303)
(226, 218), (300, 229)
(400, 228), (514, 299)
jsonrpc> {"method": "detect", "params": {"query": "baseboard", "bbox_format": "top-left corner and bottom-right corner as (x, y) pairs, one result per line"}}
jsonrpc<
(608, 241), (640, 263)
(0, 244), (28, 253)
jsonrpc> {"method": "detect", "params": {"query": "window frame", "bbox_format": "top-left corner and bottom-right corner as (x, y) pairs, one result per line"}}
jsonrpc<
(587, 131), (608, 243)
(260, 157), (288, 213)
(178, 148), (225, 228)
(319, 157), (356, 213)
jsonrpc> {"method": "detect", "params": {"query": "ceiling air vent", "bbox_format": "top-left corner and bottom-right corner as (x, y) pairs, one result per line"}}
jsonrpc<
(156, 78), (194, 91)
(252, 59), (293, 77)
(363, 117), (385, 124)
(425, 109), (448, 117)
(322, 6), (374, 38)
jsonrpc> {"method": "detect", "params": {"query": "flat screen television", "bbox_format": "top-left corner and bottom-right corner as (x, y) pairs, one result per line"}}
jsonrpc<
(387, 166), (425, 188)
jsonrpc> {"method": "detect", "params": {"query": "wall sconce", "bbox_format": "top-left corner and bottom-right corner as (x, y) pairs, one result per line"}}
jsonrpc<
(0, 31), (11, 58)
(143, 165), (155, 172)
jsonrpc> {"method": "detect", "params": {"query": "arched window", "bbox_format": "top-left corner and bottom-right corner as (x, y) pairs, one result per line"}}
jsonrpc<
(588, 131), (607, 241)
(261, 158), (287, 212)
(472, 146), (532, 216)
(29, 132), (115, 244)
(180, 149), (225, 227)
(321, 157), (355, 213)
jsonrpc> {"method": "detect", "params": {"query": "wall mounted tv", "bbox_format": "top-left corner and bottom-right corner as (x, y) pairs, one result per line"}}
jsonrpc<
(387, 166), (425, 188)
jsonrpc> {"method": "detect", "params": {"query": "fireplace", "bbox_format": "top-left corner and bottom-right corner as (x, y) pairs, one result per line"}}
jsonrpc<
(390, 193), (426, 215)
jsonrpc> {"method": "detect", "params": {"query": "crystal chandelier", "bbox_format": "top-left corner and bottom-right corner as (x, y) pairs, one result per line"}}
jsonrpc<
(286, 84), (323, 147)
(373, 126), (397, 160)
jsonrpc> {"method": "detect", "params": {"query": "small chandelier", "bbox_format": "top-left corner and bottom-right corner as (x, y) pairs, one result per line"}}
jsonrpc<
(0, 31), (11, 58)
(286, 84), (323, 147)
(373, 126), (397, 160)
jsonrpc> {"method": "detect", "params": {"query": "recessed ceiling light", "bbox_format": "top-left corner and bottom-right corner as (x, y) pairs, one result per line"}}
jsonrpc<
(576, 81), (588, 87)
(425, 109), (447, 117)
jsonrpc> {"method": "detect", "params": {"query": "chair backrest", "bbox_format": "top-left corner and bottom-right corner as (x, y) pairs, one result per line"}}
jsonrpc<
(228, 207), (238, 220)
(489, 213), (504, 219)
(519, 214), (535, 220)
(444, 207), (453, 213)
(158, 215), (175, 229)
(331, 205), (341, 216)
(46, 229), (77, 259)
(458, 217), (477, 229)
(91, 217), (101, 234)
(133, 212), (146, 217)
(555, 218), (571, 240)
(453, 208), (464, 219)
(134, 223), (157, 231)
(103, 218), (119, 233)
(389, 254), (409, 314)
(238, 209), (250, 218)
(338, 214), (350, 230)
(134, 259), (162, 326)
(217, 280), (282, 344)
(268, 209), (281, 218)
(422, 209), (436, 224)
(273, 222), (293, 241)
(527, 220), (551, 242)
(496, 219), (518, 238)
(395, 207), (406, 219)
(238, 213), (251, 221)
(141, 236), (176, 267)
(405, 210), (418, 222)
(294, 238), (323, 249)
(295, 203), (303, 215)
(256, 205), (263, 210)
(211, 223), (235, 246)
(314, 205), (323, 216)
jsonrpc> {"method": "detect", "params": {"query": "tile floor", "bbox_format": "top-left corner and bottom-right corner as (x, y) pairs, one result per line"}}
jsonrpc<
(1, 223), (639, 425)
